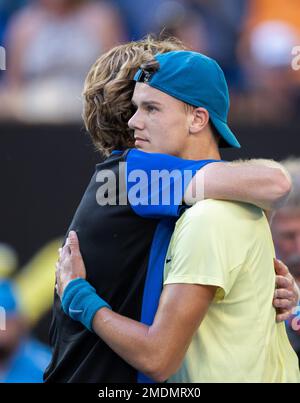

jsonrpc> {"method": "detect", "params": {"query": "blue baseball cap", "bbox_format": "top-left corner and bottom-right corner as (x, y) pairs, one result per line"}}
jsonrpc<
(134, 50), (240, 148)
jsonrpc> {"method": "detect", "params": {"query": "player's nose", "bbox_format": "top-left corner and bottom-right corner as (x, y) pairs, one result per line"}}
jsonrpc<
(128, 110), (144, 130)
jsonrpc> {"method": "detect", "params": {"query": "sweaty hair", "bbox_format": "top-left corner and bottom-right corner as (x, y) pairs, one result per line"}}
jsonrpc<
(82, 35), (188, 156)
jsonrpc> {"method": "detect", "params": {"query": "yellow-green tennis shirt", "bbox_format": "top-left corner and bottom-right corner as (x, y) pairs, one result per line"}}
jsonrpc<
(164, 200), (300, 383)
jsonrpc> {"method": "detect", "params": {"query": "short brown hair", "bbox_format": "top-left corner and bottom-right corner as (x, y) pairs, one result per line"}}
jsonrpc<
(82, 36), (188, 156)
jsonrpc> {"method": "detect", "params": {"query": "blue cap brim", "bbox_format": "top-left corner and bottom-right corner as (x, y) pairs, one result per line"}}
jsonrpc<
(210, 115), (241, 148)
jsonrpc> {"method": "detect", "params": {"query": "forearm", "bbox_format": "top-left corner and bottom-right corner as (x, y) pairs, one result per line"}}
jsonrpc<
(184, 160), (292, 210)
(61, 277), (168, 380)
(92, 308), (180, 382)
(57, 239), (213, 382)
(90, 283), (212, 381)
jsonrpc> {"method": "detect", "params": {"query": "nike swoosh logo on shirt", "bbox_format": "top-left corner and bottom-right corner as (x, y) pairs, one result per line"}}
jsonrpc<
(166, 258), (172, 264)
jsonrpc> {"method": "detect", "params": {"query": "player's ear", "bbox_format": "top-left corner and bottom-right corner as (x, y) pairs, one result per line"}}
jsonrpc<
(189, 107), (209, 134)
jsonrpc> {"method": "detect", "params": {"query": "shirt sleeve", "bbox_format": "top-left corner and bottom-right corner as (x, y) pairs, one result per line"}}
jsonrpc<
(163, 200), (244, 301)
(125, 148), (220, 218)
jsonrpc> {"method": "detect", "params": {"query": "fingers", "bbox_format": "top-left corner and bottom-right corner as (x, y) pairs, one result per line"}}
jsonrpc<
(55, 283), (60, 296)
(66, 231), (81, 257)
(55, 231), (83, 299)
(55, 267), (60, 297)
(273, 298), (293, 310)
(276, 310), (292, 323)
(294, 283), (300, 303)
(58, 243), (71, 263)
(275, 275), (292, 290)
(274, 288), (293, 300)
(61, 244), (71, 259)
(274, 258), (289, 276)
(58, 231), (80, 261)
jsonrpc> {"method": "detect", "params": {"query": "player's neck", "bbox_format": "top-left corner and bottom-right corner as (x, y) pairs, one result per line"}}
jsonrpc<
(179, 140), (221, 161)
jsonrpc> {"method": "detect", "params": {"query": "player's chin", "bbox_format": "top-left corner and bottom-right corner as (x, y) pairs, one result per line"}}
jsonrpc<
(135, 140), (152, 152)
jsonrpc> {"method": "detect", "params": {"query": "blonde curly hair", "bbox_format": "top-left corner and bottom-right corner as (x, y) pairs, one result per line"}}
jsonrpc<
(82, 36), (188, 156)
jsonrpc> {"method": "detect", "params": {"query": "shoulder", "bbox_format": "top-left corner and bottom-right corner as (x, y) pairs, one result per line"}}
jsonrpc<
(174, 200), (265, 242)
(125, 149), (184, 171)
(125, 149), (210, 172)
(183, 199), (264, 224)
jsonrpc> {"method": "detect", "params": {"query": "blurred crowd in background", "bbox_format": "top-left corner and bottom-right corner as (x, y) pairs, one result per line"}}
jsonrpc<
(0, 0), (300, 382)
(0, 0), (299, 124)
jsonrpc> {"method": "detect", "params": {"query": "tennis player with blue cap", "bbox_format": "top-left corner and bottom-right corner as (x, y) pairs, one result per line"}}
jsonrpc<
(55, 50), (300, 383)
(134, 50), (240, 149)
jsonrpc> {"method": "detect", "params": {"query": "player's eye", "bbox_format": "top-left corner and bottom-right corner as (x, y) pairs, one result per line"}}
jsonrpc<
(146, 105), (158, 113)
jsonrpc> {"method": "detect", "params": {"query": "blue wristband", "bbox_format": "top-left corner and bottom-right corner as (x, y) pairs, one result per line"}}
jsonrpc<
(61, 278), (111, 332)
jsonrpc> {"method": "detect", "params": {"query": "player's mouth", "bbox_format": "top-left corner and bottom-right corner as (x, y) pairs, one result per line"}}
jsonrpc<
(134, 137), (149, 146)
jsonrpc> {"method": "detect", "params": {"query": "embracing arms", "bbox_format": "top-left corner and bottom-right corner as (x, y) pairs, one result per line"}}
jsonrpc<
(56, 232), (213, 382)
(185, 159), (291, 211)
(56, 231), (299, 381)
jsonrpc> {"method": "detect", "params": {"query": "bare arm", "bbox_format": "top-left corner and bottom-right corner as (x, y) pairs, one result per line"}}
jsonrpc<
(184, 159), (292, 211)
(56, 239), (215, 383)
(92, 283), (215, 382)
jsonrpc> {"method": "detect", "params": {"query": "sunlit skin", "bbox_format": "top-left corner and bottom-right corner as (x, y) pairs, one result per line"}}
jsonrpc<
(55, 231), (299, 381)
(128, 83), (220, 160)
(54, 80), (300, 381)
(56, 83), (300, 326)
